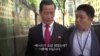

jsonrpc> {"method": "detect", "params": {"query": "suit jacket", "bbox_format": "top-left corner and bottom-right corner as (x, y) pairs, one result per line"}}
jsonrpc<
(67, 26), (100, 56)
(25, 22), (68, 56)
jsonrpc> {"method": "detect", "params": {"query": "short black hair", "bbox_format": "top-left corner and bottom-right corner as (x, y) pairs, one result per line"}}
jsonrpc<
(39, 0), (56, 12)
(76, 4), (95, 18)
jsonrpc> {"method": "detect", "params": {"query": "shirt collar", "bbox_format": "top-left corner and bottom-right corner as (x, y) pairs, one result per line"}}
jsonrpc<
(42, 21), (54, 28)
(76, 26), (91, 33)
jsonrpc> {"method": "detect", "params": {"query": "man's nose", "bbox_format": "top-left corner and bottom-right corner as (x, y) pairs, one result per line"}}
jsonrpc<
(47, 14), (52, 18)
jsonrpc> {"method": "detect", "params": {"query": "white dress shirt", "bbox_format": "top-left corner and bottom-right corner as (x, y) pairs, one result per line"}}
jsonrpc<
(72, 28), (91, 56)
(42, 22), (54, 39)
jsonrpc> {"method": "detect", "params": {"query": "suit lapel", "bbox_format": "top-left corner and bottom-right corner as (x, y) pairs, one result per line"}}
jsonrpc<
(69, 27), (76, 50)
(50, 22), (57, 44)
(91, 27), (100, 56)
(50, 22), (62, 44)
(38, 23), (45, 44)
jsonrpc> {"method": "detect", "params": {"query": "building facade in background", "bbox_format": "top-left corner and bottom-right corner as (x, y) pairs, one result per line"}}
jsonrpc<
(0, 0), (36, 56)
(83, 0), (100, 22)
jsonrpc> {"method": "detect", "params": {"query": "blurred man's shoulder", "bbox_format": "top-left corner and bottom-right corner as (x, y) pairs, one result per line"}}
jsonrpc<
(55, 22), (67, 29)
(29, 23), (42, 31)
(68, 26), (75, 31)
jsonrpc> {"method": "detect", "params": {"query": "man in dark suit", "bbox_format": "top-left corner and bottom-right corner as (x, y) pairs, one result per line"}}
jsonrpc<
(67, 4), (100, 56)
(25, 0), (68, 56)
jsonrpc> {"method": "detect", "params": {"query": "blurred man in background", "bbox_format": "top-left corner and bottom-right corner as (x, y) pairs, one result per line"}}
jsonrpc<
(68, 4), (100, 56)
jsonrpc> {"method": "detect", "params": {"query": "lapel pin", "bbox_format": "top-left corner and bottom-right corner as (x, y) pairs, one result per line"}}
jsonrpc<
(58, 36), (61, 38)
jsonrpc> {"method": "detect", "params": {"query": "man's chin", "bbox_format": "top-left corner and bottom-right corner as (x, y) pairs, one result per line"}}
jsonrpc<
(77, 28), (86, 31)
(76, 27), (83, 31)
(45, 22), (52, 25)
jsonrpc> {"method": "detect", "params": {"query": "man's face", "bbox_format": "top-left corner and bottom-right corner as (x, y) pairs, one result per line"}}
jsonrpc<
(75, 10), (93, 31)
(40, 4), (55, 25)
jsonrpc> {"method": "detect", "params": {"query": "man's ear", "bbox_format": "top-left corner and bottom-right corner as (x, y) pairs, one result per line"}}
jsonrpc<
(39, 10), (41, 15)
(91, 18), (93, 21)
(88, 17), (93, 21)
(39, 10), (41, 13)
